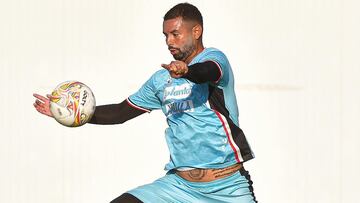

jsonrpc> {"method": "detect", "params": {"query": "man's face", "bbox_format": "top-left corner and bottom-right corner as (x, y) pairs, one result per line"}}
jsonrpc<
(163, 17), (196, 62)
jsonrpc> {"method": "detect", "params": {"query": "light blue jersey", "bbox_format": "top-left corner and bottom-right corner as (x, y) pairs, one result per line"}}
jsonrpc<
(128, 48), (254, 171)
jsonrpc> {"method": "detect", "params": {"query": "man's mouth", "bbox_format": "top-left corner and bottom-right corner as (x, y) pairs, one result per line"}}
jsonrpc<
(169, 48), (179, 55)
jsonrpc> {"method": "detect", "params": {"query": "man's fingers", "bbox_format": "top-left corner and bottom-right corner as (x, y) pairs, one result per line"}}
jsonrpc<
(161, 64), (170, 70)
(162, 61), (187, 78)
(173, 63), (184, 74)
(162, 63), (177, 73)
(35, 99), (44, 106)
(34, 102), (52, 117)
(33, 103), (44, 113)
(34, 101), (45, 110)
(33, 93), (53, 117)
(33, 93), (49, 102)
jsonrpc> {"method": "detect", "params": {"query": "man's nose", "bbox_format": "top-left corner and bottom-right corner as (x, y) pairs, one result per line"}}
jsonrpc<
(166, 35), (174, 46)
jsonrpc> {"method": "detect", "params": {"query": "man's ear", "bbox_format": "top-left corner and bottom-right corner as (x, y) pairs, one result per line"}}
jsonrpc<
(192, 24), (203, 40)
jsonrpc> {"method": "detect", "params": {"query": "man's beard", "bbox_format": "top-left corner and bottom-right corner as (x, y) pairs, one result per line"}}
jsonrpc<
(172, 43), (196, 61)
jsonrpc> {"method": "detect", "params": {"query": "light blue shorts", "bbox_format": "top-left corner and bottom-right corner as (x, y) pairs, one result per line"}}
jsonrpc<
(127, 168), (257, 203)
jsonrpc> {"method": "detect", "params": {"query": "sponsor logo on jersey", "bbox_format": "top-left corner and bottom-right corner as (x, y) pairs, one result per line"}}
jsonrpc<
(163, 84), (192, 101)
(165, 100), (194, 116)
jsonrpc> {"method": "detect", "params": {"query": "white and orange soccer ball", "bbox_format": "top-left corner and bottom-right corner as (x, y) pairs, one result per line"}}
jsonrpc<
(49, 81), (96, 127)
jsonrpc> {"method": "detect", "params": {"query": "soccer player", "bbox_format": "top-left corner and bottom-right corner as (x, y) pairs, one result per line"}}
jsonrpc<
(33, 3), (257, 203)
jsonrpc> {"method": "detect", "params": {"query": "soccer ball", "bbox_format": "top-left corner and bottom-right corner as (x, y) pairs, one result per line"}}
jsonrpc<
(49, 81), (96, 127)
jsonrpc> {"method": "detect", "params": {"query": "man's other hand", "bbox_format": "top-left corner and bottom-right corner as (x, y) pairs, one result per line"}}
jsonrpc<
(33, 93), (53, 117)
(161, 60), (188, 78)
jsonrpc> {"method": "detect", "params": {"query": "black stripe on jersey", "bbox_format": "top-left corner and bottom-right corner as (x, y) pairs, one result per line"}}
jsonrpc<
(208, 85), (254, 162)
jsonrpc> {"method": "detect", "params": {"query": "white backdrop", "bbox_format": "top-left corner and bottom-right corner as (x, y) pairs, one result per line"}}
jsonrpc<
(1, 0), (359, 202)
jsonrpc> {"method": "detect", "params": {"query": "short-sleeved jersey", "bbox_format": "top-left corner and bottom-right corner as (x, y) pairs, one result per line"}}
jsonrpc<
(128, 47), (254, 171)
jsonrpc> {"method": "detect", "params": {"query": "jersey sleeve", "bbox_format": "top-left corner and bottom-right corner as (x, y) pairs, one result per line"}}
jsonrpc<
(128, 73), (162, 112)
(199, 50), (231, 87)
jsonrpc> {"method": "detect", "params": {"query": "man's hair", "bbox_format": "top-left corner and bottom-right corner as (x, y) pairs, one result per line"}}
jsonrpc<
(164, 3), (203, 27)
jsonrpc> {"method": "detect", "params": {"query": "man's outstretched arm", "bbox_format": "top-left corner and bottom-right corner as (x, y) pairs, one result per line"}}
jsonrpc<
(33, 93), (145, 125)
(88, 99), (146, 125)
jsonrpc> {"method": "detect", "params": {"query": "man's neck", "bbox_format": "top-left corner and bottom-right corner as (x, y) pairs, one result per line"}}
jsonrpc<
(184, 43), (205, 64)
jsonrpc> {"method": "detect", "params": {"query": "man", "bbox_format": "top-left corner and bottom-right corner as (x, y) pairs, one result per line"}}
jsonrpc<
(34, 3), (257, 203)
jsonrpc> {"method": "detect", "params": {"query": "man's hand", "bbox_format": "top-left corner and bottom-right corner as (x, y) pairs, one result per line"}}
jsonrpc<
(33, 93), (53, 117)
(161, 60), (188, 78)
